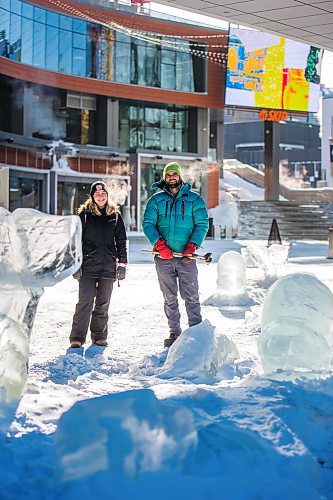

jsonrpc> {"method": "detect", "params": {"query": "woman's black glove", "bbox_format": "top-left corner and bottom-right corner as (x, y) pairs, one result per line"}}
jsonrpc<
(72, 268), (82, 280)
(116, 265), (126, 280)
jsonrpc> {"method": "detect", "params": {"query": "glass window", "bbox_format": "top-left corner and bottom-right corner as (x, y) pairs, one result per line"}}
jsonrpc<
(113, 40), (130, 83)
(73, 47), (86, 76)
(9, 13), (21, 61)
(22, 2), (33, 18)
(145, 126), (160, 149)
(10, 0), (21, 15)
(59, 15), (72, 31)
(73, 32), (85, 49)
(59, 29), (72, 73)
(161, 128), (175, 151)
(98, 26), (112, 80)
(145, 44), (160, 87)
(46, 11), (59, 28)
(0, 0), (10, 11)
(131, 39), (146, 85)
(161, 45), (175, 65)
(45, 26), (59, 71)
(33, 21), (45, 67)
(176, 51), (194, 91)
(119, 103), (191, 152)
(33, 6), (45, 24)
(9, 175), (42, 211)
(0, 8), (10, 57)
(73, 18), (86, 34)
(161, 63), (175, 90)
(21, 16), (33, 65)
(145, 107), (160, 127)
(57, 181), (90, 215)
(66, 108), (81, 143)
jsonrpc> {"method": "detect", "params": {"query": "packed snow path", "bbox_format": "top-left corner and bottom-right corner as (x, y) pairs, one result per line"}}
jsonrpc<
(1, 238), (333, 499)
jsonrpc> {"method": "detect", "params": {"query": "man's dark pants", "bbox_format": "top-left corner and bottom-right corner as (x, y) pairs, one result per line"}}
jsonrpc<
(155, 256), (202, 335)
(70, 277), (113, 344)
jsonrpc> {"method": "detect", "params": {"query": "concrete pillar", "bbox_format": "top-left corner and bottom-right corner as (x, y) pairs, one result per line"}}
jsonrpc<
(0, 167), (9, 209)
(106, 98), (119, 148)
(327, 228), (333, 259)
(197, 108), (209, 157)
(264, 121), (280, 201)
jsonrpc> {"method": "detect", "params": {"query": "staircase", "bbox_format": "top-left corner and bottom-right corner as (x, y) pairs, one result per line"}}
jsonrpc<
(238, 201), (333, 240)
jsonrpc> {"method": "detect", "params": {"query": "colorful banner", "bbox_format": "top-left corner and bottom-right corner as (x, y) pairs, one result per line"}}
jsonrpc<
(225, 28), (322, 113)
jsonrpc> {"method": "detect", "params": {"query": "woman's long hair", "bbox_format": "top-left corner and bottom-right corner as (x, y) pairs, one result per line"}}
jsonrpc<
(78, 197), (116, 216)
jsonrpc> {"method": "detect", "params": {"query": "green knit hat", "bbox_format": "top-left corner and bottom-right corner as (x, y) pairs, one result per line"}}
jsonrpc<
(162, 162), (183, 180)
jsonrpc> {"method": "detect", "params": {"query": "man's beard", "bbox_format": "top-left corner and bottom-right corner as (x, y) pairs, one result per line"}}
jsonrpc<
(166, 180), (181, 189)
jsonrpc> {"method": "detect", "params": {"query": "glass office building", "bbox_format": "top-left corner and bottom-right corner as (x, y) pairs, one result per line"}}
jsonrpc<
(0, 0), (206, 92)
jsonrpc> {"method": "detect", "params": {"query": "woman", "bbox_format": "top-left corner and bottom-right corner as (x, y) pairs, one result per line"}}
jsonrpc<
(70, 181), (127, 348)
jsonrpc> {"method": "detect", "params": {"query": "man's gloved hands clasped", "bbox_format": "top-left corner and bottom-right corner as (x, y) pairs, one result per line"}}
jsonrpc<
(182, 242), (197, 257)
(116, 264), (127, 280)
(154, 239), (173, 259)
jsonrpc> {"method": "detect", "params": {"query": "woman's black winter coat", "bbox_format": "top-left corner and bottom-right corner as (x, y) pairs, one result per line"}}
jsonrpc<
(79, 210), (127, 279)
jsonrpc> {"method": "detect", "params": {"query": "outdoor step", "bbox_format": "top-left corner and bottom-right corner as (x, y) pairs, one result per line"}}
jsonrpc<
(238, 200), (333, 240)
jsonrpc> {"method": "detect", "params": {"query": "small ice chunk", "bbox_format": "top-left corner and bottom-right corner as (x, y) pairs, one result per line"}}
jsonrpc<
(217, 251), (246, 295)
(160, 320), (239, 378)
(245, 244), (290, 276)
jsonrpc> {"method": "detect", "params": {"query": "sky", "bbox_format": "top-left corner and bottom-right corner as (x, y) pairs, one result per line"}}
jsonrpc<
(0, 172), (333, 499)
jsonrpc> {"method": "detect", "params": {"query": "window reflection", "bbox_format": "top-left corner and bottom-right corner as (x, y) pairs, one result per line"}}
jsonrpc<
(46, 26), (59, 71)
(9, 13), (21, 61)
(21, 17), (32, 64)
(33, 21), (45, 67)
(46, 11), (59, 28)
(1, 0), (10, 11)
(22, 2), (32, 18)
(73, 48), (86, 76)
(34, 6), (45, 24)
(59, 29), (72, 73)
(10, 0), (21, 15)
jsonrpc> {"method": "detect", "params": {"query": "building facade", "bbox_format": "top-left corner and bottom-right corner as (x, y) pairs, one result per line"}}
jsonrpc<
(0, 0), (225, 227)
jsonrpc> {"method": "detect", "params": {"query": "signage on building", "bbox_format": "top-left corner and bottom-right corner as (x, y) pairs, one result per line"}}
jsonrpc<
(259, 109), (288, 121)
(225, 27), (322, 113)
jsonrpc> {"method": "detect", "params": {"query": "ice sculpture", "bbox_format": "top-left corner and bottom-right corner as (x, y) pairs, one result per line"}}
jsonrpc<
(160, 320), (239, 378)
(242, 244), (290, 276)
(0, 207), (82, 405)
(217, 251), (246, 295)
(259, 273), (333, 375)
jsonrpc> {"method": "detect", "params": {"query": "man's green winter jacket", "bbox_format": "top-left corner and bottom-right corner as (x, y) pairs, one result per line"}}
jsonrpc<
(142, 180), (209, 253)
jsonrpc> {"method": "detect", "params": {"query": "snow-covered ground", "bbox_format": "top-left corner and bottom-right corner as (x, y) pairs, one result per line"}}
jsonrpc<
(1, 237), (333, 499)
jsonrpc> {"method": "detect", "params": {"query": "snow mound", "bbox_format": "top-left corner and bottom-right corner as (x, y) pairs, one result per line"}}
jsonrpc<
(54, 389), (196, 481)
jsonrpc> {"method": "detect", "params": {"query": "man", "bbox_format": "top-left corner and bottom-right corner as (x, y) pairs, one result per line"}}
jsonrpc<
(142, 162), (209, 347)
